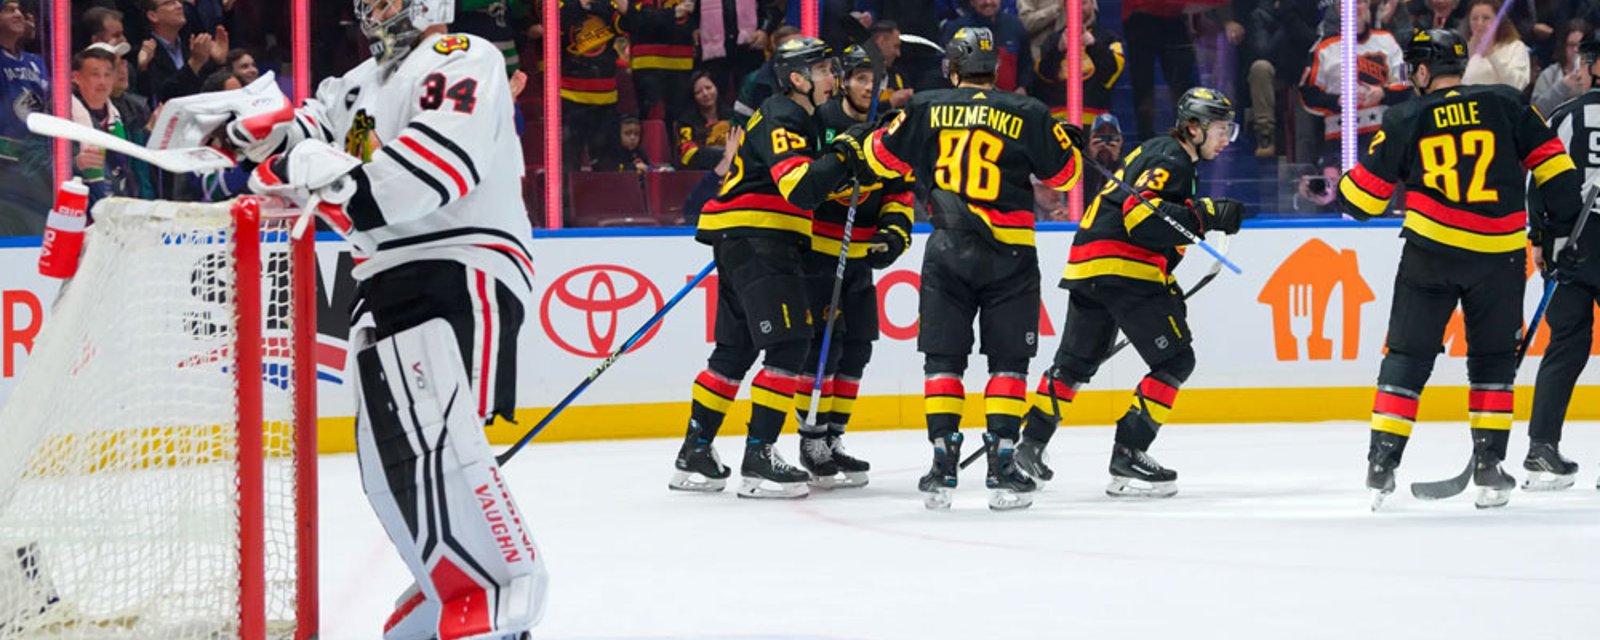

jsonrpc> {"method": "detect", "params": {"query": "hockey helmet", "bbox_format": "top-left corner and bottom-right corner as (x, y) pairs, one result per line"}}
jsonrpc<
(1404, 28), (1468, 78)
(945, 27), (999, 78)
(356, 0), (457, 75)
(1175, 87), (1238, 142)
(840, 44), (874, 79)
(772, 36), (835, 93)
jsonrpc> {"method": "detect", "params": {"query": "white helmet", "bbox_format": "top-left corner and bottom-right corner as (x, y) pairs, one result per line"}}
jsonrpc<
(356, 0), (457, 74)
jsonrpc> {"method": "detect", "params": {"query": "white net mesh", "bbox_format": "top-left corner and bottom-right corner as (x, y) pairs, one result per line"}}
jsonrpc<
(0, 198), (307, 639)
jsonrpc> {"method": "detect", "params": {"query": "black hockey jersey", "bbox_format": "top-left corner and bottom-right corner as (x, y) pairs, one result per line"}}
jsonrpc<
(696, 94), (855, 246)
(1063, 135), (1203, 288)
(627, 0), (696, 72)
(558, 0), (624, 105)
(812, 97), (913, 260)
(1529, 88), (1600, 283)
(866, 87), (1081, 248)
(1338, 83), (1581, 255)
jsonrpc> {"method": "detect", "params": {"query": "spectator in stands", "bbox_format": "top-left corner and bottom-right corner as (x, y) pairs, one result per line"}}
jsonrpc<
(868, 0), (948, 90)
(1409, 0), (1463, 33)
(1017, 0), (1062, 63)
(869, 20), (913, 109)
(0, 0), (49, 235)
(698, 0), (784, 106)
(1035, 0), (1123, 125)
(1239, 0), (1319, 158)
(1300, 0), (1408, 204)
(942, 0), (1031, 93)
(558, 0), (628, 170)
(71, 44), (136, 204)
(454, 0), (535, 80)
(80, 7), (139, 94)
(1462, 0), (1531, 91)
(675, 70), (735, 169)
(682, 124), (741, 226)
(1122, 0), (1197, 141)
(593, 114), (652, 172)
(733, 23), (799, 116)
(182, 0), (234, 37)
(224, 48), (256, 83)
(138, 0), (228, 104)
(625, 0), (696, 125)
(1533, 20), (1593, 114)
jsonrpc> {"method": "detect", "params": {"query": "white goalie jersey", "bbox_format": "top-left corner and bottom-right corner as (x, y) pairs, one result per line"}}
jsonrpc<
(287, 32), (533, 295)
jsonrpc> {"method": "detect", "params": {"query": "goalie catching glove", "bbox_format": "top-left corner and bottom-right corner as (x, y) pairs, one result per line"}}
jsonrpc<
(248, 139), (361, 234)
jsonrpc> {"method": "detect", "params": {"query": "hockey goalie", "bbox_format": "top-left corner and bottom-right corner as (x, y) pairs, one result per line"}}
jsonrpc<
(184, 0), (548, 637)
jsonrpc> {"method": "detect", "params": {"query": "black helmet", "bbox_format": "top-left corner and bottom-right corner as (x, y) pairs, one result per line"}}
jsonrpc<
(1176, 87), (1238, 138)
(773, 36), (834, 92)
(840, 44), (873, 78)
(1404, 28), (1468, 78)
(945, 27), (999, 77)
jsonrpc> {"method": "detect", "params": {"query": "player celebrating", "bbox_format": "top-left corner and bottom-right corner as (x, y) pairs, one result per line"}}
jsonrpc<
(865, 27), (1082, 511)
(1523, 38), (1600, 491)
(1022, 87), (1245, 498)
(794, 44), (914, 488)
(1336, 29), (1581, 509)
(221, 0), (547, 636)
(669, 37), (871, 499)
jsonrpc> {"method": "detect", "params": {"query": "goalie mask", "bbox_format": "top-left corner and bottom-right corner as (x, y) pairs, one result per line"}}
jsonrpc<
(357, 0), (456, 75)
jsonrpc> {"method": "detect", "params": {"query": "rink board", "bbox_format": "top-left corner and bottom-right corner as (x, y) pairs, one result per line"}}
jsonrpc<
(0, 220), (1596, 453)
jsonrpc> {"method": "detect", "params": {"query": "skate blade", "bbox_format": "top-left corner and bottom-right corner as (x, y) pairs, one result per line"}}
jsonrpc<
(735, 476), (809, 499)
(1370, 488), (1393, 512)
(987, 488), (1033, 511)
(1106, 477), (1177, 498)
(1520, 471), (1575, 492)
(1474, 486), (1511, 509)
(810, 471), (868, 489)
(667, 471), (726, 493)
(922, 487), (953, 510)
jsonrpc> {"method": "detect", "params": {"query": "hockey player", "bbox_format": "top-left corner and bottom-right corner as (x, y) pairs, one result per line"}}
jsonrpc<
(793, 44), (914, 488)
(1022, 87), (1245, 499)
(223, 0), (546, 636)
(1336, 29), (1582, 509)
(669, 37), (872, 499)
(865, 27), (1083, 511)
(1523, 38), (1600, 492)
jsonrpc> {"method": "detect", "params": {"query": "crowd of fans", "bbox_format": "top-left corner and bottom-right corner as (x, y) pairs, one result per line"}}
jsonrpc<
(2, 0), (1599, 233)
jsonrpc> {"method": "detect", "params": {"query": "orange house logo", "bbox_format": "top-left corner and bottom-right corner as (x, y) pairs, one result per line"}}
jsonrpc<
(1257, 239), (1376, 361)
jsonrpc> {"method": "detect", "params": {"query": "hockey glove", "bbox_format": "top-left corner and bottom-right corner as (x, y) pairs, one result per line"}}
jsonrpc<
(867, 223), (910, 269)
(1059, 122), (1086, 152)
(226, 116), (294, 163)
(831, 122), (874, 182)
(249, 140), (361, 232)
(1195, 197), (1245, 235)
(1553, 239), (1587, 284)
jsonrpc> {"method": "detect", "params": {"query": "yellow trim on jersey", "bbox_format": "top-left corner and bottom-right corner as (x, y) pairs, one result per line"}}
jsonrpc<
(969, 204), (1036, 247)
(1338, 175), (1390, 216)
(775, 163), (811, 201)
(810, 235), (872, 259)
(881, 200), (913, 217)
(1122, 200), (1157, 233)
(632, 56), (695, 71)
(559, 88), (619, 105)
(697, 209), (814, 236)
(1402, 213), (1526, 254)
(1530, 153), (1576, 187)
(1371, 414), (1414, 437)
(1063, 258), (1171, 284)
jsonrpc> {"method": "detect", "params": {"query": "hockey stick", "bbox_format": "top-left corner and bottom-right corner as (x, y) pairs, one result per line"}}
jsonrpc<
(1410, 182), (1600, 500)
(497, 261), (716, 465)
(28, 113), (236, 173)
(1083, 156), (1243, 274)
(799, 40), (885, 434)
(953, 236), (1232, 470)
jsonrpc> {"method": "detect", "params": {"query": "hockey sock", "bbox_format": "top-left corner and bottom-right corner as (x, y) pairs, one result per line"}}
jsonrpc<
(1025, 374), (1081, 443)
(689, 369), (743, 441)
(984, 373), (1028, 441)
(747, 367), (798, 444)
(1468, 383), (1513, 459)
(793, 373), (833, 435)
(826, 375), (860, 435)
(924, 373), (965, 441)
(1371, 384), (1420, 440)
(1115, 374), (1181, 450)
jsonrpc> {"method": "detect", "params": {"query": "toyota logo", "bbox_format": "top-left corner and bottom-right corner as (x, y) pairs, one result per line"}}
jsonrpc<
(540, 265), (665, 358)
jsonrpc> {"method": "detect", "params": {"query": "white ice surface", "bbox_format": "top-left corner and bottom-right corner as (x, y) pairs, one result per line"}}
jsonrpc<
(319, 421), (1600, 639)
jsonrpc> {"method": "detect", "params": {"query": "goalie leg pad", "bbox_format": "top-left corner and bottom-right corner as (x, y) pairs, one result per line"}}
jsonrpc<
(356, 319), (548, 640)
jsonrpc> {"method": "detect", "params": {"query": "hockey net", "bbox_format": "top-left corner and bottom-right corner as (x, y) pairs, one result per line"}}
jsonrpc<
(0, 198), (317, 639)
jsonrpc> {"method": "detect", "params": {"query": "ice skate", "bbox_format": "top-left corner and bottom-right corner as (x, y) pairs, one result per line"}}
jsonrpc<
(668, 421), (730, 492)
(1107, 443), (1177, 498)
(1473, 454), (1515, 509)
(918, 432), (962, 510)
(1367, 460), (1396, 512)
(737, 442), (810, 499)
(1015, 436), (1054, 483)
(1367, 431), (1405, 510)
(825, 433), (870, 488)
(983, 433), (1036, 511)
(1521, 442), (1578, 492)
(798, 434), (842, 489)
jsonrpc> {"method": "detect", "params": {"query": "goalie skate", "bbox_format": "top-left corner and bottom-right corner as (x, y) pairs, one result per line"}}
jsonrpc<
(1106, 444), (1178, 498)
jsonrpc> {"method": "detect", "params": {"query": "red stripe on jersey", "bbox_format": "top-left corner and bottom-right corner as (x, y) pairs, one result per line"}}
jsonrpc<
(1347, 164), (1396, 199)
(559, 76), (618, 92)
(812, 219), (878, 241)
(925, 376), (965, 398)
(1040, 152), (1078, 189)
(882, 191), (913, 206)
(473, 243), (535, 276)
(631, 44), (695, 58)
(967, 203), (1036, 229)
(984, 376), (1027, 399)
(475, 270), (494, 418)
(703, 192), (812, 216)
(1121, 190), (1165, 214)
(1405, 191), (1526, 234)
(1522, 137), (1567, 171)
(1068, 240), (1169, 270)
(398, 137), (468, 197)
(769, 155), (812, 182)
(1373, 390), (1420, 419)
(695, 370), (741, 399)
(869, 130), (912, 175)
(1469, 388), (1514, 413)
(1137, 376), (1179, 407)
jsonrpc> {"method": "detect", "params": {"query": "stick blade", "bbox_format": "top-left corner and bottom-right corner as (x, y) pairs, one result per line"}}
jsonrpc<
(1409, 459), (1474, 500)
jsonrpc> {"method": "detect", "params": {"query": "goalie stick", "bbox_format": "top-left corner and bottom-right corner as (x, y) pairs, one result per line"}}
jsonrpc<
(28, 113), (236, 173)
(954, 236), (1232, 471)
(1409, 181), (1600, 501)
